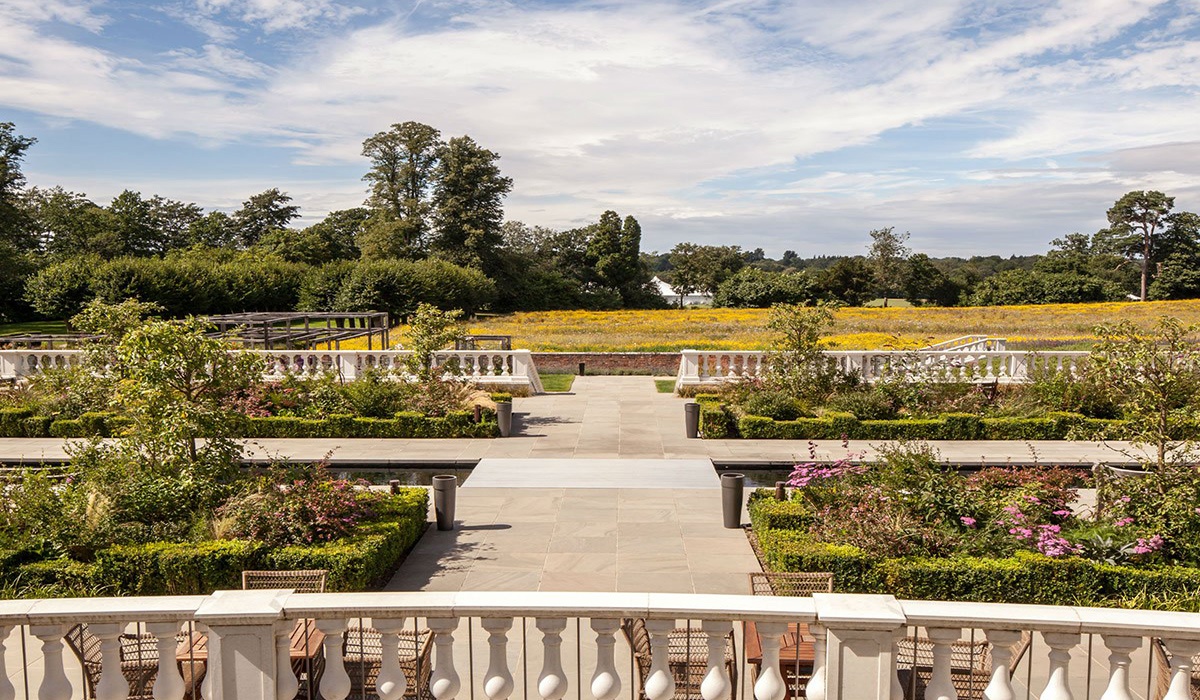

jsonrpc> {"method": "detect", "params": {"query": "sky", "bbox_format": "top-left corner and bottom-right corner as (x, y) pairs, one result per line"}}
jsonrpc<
(2, 0), (1200, 258)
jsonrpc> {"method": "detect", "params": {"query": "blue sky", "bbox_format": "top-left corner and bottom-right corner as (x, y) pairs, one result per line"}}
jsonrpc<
(3, 0), (1200, 257)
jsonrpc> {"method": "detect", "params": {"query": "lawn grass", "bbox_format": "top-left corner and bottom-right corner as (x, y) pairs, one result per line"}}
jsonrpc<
(0, 320), (70, 335)
(654, 379), (676, 393)
(539, 373), (576, 392)
(464, 300), (1200, 351)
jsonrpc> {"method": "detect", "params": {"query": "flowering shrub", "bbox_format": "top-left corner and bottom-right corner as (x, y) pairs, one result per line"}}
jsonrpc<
(784, 442), (1089, 560)
(216, 465), (382, 546)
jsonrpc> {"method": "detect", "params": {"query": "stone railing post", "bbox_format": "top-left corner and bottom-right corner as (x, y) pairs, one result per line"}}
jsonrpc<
(193, 589), (287, 700)
(814, 594), (906, 700)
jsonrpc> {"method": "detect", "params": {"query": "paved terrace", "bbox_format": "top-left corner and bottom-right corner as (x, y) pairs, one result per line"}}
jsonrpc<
(0, 375), (1155, 466)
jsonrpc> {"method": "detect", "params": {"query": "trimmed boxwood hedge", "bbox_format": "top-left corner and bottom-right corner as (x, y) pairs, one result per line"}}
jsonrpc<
(0, 410), (498, 439)
(715, 410), (1130, 441)
(749, 491), (1200, 608)
(5, 488), (429, 596)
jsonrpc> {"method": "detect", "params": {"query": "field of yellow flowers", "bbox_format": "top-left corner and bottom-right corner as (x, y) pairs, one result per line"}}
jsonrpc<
(327, 300), (1200, 352)
(458, 300), (1200, 352)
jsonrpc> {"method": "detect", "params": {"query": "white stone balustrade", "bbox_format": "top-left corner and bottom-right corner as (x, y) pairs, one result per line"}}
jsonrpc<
(0, 349), (544, 393)
(3, 591), (1200, 700)
(676, 349), (1089, 389)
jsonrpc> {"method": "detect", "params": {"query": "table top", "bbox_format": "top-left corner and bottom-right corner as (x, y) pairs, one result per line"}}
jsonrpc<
(176, 619), (325, 663)
(744, 621), (816, 667)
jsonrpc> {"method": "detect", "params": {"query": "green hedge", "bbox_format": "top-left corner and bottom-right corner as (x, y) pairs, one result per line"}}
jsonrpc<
(750, 492), (1200, 609)
(24, 489), (428, 596)
(733, 411), (1127, 441)
(3, 411), (497, 439)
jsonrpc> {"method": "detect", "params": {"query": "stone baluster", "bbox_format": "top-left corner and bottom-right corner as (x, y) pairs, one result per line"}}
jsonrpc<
(272, 621), (299, 700)
(1162, 639), (1200, 700)
(805, 622), (827, 700)
(700, 620), (732, 700)
(30, 623), (71, 700)
(146, 621), (187, 700)
(643, 620), (676, 700)
(890, 630), (904, 700)
(89, 622), (127, 700)
(0, 623), (14, 700)
(374, 619), (410, 700)
(316, 619), (351, 700)
(1040, 632), (1080, 700)
(753, 621), (787, 700)
(481, 618), (514, 700)
(981, 629), (1022, 700)
(429, 618), (462, 700)
(590, 619), (622, 700)
(924, 627), (961, 700)
(537, 618), (568, 700)
(1097, 635), (1141, 700)
(472, 354), (484, 378)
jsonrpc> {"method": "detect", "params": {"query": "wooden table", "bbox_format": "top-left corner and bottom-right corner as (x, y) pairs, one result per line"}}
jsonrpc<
(744, 622), (816, 700)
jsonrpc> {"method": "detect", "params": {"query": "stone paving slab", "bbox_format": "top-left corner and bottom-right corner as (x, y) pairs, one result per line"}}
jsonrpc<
(386, 487), (756, 594)
(465, 458), (719, 488)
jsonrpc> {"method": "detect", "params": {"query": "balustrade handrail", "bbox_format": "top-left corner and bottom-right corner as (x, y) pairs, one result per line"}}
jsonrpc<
(9, 589), (1200, 700)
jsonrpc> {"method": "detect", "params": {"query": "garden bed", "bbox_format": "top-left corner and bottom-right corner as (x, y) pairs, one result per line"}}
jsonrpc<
(748, 444), (1200, 611)
(0, 486), (429, 597)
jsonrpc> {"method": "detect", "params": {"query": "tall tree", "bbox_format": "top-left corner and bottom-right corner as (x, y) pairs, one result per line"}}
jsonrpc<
(430, 135), (512, 275)
(866, 227), (910, 307)
(0, 122), (37, 251)
(586, 211), (650, 304)
(232, 188), (299, 247)
(361, 122), (442, 253)
(29, 186), (121, 258)
(668, 243), (744, 304)
(1106, 190), (1174, 301)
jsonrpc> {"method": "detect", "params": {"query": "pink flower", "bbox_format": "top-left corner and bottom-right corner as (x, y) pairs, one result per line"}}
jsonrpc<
(1133, 535), (1164, 555)
(1119, 496), (1131, 503)
(1053, 509), (1071, 517)
(1114, 517), (1135, 527)
(960, 516), (976, 528)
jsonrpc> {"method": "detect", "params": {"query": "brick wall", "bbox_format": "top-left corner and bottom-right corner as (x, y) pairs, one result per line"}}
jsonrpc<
(532, 352), (681, 375)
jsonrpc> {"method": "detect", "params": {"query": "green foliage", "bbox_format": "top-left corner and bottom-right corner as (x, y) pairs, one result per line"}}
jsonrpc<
(1085, 316), (1200, 467)
(667, 243), (744, 300)
(698, 399), (736, 438)
(765, 301), (847, 401)
(741, 390), (809, 421)
(25, 256), (99, 319)
(713, 268), (818, 308)
(333, 258), (496, 318)
(404, 302), (464, 378)
(967, 269), (1125, 306)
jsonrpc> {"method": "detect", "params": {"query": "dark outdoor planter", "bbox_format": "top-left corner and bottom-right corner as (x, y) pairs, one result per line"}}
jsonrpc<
(496, 401), (513, 437)
(433, 474), (457, 531)
(684, 402), (700, 439)
(721, 473), (745, 528)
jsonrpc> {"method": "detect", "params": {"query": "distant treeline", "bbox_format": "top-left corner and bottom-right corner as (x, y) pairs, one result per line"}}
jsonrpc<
(2, 119), (1198, 323)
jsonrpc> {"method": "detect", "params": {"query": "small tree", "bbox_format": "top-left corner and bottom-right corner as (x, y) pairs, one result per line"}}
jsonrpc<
(867, 227), (910, 307)
(1105, 190), (1174, 301)
(764, 301), (843, 400)
(1085, 316), (1200, 468)
(403, 302), (464, 379)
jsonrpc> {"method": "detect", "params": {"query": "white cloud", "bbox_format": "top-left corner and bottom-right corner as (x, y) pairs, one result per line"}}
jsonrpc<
(4, 0), (1200, 256)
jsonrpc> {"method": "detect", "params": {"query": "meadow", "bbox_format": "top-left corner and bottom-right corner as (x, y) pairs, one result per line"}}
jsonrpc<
(454, 300), (1200, 352)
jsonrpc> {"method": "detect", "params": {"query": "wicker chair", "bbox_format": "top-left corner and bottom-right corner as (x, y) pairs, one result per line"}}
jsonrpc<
(66, 624), (205, 700)
(748, 572), (834, 597)
(242, 569), (328, 698)
(1153, 638), (1200, 700)
(343, 624), (434, 700)
(241, 569), (328, 592)
(895, 632), (1031, 700)
(622, 618), (738, 700)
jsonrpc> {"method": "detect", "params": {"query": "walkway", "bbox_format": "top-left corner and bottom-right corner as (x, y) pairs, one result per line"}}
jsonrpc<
(0, 375), (1152, 465)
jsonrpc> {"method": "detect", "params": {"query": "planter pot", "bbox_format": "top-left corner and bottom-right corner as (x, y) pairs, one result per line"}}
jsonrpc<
(721, 473), (745, 529)
(496, 401), (513, 437)
(432, 475), (457, 531)
(684, 402), (700, 439)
